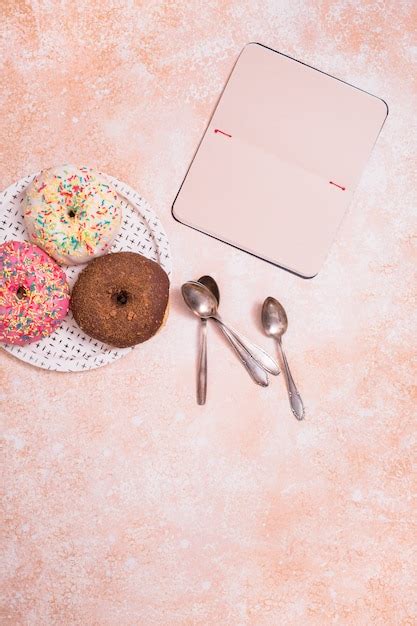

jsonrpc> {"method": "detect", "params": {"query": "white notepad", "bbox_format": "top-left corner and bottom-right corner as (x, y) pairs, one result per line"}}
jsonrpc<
(172, 43), (388, 277)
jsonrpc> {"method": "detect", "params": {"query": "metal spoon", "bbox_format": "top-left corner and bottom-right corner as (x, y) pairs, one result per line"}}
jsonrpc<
(183, 281), (278, 375)
(182, 281), (279, 381)
(198, 275), (272, 388)
(194, 276), (220, 405)
(197, 276), (269, 401)
(198, 275), (220, 305)
(183, 280), (268, 386)
(200, 276), (269, 378)
(262, 297), (304, 420)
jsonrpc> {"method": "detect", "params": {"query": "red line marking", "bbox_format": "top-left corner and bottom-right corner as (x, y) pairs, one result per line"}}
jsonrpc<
(214, 128), (232, 138)
(329, 181), (346, 191)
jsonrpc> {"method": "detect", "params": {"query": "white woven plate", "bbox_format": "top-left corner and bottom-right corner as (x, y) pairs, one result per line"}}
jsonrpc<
(0, 172), (172, 371)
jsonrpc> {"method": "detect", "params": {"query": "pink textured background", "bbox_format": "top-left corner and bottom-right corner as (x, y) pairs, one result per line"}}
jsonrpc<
(1, 1), (416, 624)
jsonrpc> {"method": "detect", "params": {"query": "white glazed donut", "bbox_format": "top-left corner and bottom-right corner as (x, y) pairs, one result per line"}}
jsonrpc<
(23, 165), (122, 265)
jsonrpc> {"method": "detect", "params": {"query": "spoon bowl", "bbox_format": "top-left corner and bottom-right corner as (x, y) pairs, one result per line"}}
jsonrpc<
(181, 280), (277, 384)
(198, 275), (220, 306)
(262, 296), (288, 339)
(181, 281), (218, 319)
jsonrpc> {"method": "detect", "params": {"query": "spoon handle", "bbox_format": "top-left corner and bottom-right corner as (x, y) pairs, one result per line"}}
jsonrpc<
(197, 319), (208, 405)
(214, 321), (269, 387)
(215, 317), (279, 376)
(276, 338), (304, 420)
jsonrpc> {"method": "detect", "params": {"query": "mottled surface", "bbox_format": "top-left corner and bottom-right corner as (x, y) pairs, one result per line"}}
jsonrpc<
(1, 1), (416, 624)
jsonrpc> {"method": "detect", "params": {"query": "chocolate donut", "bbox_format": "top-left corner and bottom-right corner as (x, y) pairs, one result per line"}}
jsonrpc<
(70, 252), (169, 348)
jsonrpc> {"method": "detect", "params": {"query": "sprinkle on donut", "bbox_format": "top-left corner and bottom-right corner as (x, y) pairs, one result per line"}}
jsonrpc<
(23, 165), (122, 265)
(0, 241), (70, 346)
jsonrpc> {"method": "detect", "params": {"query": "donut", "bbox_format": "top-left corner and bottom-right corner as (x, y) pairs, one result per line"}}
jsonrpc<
(70, 252), (169, 348)
(0, 240), (70, 346)
(23, 164), (122, 265)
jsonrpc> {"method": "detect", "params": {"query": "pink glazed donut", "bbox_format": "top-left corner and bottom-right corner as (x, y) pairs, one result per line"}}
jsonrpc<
(0, 241), (70, 345)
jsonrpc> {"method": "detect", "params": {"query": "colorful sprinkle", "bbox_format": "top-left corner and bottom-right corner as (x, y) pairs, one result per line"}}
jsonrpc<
(23, 165), (122, 265)
(0, 241), (69, 346)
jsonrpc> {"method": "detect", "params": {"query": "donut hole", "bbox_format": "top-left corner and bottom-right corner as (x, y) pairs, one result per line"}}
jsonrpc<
(16, 286), (28, 300)
(115, 290), (130, 306)
(67, 209), (77, 218)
